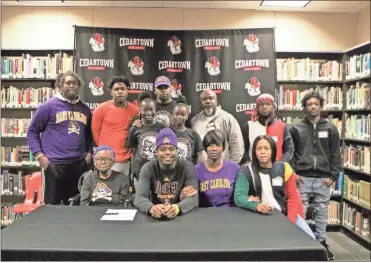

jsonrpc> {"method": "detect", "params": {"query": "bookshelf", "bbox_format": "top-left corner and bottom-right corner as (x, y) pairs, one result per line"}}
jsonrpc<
(341, 41), (371, 249)
(276, 42), (371, 248)
(1, 49), (74, 228)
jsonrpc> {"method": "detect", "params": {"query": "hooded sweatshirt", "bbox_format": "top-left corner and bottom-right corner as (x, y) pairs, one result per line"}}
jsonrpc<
(191, 106), (244, 163)
(27, 93), (92, 164)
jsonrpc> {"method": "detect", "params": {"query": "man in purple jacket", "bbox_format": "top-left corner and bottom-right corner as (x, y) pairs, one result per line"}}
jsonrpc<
(27, 72), (92, 205)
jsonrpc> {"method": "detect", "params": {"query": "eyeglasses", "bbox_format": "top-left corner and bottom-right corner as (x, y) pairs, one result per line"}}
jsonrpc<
(94, 157), (112, 163)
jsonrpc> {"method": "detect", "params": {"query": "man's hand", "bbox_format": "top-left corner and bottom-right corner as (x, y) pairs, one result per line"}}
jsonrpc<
(295, 174), (304, 185)
(322, 178), (334, 187)
(164, 205), (179, 219)
(132, 119), (142, 128)
(38, 156), (49, 170)
(149, 204), (166, 219)
(180, 186), (197, 201)
(256, 203), (273, 214)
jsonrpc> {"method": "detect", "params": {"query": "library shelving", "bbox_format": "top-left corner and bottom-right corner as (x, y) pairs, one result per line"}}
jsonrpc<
(276, 41), (371, 249)
(1, 49), (74, 228)
(341, 42), (371, 249)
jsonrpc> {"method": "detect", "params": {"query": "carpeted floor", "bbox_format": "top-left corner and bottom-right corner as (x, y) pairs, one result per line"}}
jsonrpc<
(326, 232), (370, 261)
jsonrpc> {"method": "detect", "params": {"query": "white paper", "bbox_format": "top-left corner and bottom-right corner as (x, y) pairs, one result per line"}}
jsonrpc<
(101, 209), (137, 221)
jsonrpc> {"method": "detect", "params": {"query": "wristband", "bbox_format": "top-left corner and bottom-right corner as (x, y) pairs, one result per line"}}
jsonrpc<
(172, 204), (180, 215)
(36, 153), (45, 161)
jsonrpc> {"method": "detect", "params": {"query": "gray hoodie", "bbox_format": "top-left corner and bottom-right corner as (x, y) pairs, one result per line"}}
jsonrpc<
(191, 106), (244, 163)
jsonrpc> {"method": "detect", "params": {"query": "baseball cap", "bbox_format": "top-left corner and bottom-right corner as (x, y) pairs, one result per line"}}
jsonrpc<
(154, 76), (171, 88)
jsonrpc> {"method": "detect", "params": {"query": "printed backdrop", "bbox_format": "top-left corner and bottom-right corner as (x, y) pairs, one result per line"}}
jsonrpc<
(74, 26), (276, 126)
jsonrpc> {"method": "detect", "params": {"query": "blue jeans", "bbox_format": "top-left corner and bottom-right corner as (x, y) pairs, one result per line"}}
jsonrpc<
(297, 177), (331, 242)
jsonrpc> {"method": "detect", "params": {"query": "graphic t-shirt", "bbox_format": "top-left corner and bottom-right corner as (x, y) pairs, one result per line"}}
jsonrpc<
(80, 170), (130, 206)
(127, 122), (166, 176)
(155, 100), (177, 127)
(196, 161), (240, 207)
(174, 128), (203, 164)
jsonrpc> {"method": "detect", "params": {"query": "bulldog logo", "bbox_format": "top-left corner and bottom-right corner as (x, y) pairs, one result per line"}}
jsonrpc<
(89, 77), (104, 96)
(243, 34), (259, 53)
(128, 56), (144, 76)
(167, 35), (182, 55)
(205, 56), (221, 76)
(171, 79), (182, 99)
(245, 77), (261, 96)
(89, 33), (105, 52)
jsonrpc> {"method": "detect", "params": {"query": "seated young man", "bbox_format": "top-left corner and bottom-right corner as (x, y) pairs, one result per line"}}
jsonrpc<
(80, 146), (131, 206)
(134, 128), (199, 220)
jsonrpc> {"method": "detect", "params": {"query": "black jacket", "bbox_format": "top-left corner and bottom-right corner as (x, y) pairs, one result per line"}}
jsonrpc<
(290, 117), (342, 182)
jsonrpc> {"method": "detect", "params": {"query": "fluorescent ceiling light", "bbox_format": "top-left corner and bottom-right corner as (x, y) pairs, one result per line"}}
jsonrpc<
(261, 1), (310, 8)
(17, 0), (64, 2)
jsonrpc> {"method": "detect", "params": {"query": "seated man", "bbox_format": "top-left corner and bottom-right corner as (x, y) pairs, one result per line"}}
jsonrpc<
(80, 146), (131, 206)
(134, 128), (199, 220)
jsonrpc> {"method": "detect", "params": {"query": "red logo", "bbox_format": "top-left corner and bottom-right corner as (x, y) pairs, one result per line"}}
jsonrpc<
(89, 33), (105, 52)
(205, 56), (221, 76)
(89, 77), (104, 96)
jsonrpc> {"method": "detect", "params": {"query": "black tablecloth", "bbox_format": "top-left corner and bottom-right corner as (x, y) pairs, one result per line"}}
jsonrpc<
(1, 205), (326, 261)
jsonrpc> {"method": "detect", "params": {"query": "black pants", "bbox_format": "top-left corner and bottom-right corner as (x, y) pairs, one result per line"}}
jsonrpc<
(44, 159), (88, 205)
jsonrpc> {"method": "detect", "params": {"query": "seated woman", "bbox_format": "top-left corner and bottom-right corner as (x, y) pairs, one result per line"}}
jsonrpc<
(171, 96), (204, 164)
(80, 146), (131, 206)
(192, 130), (239, 207)
(234, 135), (304, 224)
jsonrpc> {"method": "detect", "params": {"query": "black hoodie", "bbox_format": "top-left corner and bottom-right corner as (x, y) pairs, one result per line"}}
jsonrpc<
(289, 117), (342, 182)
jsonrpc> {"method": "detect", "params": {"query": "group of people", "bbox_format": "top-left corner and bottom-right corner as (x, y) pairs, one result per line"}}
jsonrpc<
(26, 71), (341, 260)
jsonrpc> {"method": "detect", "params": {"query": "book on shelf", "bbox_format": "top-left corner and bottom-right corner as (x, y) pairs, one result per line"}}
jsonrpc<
(277, 85), (343, 110)
(342, 202), (370, 239)
(328, 201), (341, 225)
(1, 52), (73, 79)
(345, 52), (371, 80)
(1, 117), (32, 137)
(330, 171), (343, 196)
(344, 114), (371, 141)
(276, 58), (343, 81)
(343, 174), (371, 210)
(1, 205), (17, 227)
(343, 145), (371, 174)
(1, 146), (38, 167)
(0, 170), (26, 195)
(1, 86), (57, 108)
(279, 116), (342, 138)
(346, 81), (370, 110)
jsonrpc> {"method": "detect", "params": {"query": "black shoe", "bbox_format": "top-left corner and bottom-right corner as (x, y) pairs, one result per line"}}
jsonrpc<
(320, 240), (334, 261)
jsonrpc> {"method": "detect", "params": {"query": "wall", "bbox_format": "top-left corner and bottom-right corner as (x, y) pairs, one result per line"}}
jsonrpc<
(1, 6), (360, 51)
(357, 7), (370, 44)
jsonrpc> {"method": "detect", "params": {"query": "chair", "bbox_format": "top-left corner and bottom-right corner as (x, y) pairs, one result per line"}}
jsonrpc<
(13, 172), (44, 218)
(68, 173), (85, 206)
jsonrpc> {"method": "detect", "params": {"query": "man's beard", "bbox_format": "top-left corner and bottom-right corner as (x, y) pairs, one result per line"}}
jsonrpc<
(204, 107), (215, 116)
(159, 95), (169, 102)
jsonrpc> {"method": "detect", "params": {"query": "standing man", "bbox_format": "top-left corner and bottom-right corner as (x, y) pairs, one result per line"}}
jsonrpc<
(240, 93), (294, 164)
(153, 75), (178, 127)
(290, 91), (341, 260)
(27, 71), (92, 205)
(191, 89), (244, 163)
(134, 128), (198, 219)
(92, 75), (139, 176)
(132, 75), (190, 128)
